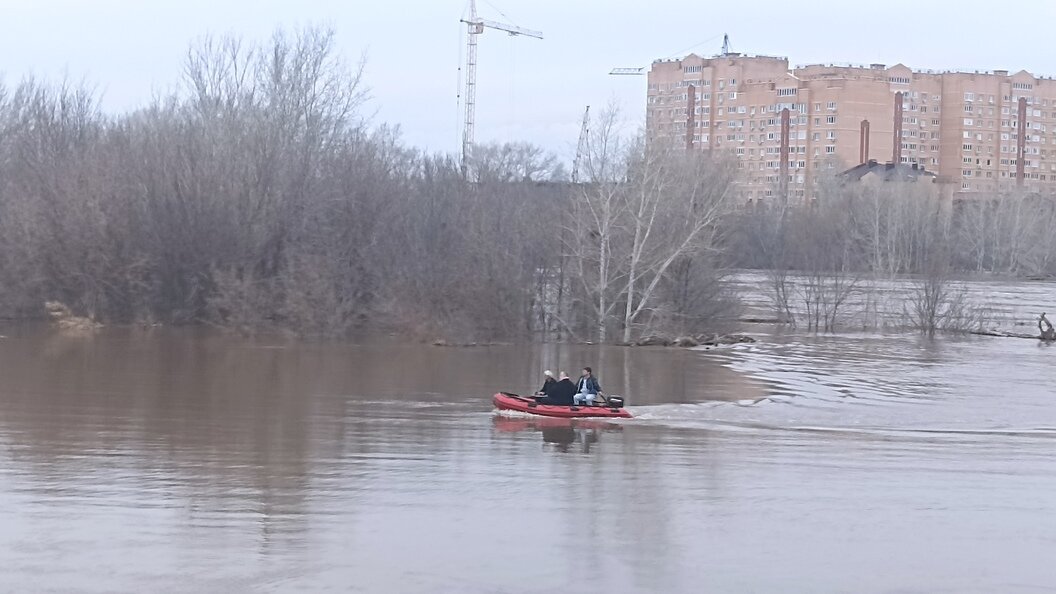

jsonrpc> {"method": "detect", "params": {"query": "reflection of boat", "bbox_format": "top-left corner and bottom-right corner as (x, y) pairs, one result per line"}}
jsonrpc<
(492, 414), (624, 433)
(492, 392), (633, 419)
(492, 414), (620, 454)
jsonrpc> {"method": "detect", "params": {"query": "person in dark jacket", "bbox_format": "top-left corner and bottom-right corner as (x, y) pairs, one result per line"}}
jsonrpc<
(536, 372), (576, 406)
(574, 367), (602, 406)
(535, 370), (556, 397)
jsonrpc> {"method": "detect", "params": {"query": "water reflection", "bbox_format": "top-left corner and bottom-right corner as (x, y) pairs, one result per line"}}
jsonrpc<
(491, 415), (623, 454)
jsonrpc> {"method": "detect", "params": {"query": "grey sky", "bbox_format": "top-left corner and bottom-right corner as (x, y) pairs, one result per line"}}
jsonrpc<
(4, 0), (1056, 163)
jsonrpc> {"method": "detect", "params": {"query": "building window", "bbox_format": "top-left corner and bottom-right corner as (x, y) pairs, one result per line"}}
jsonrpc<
(777, 88), (797, 97)
(826, 101), (837, 110)
(825, 146), (836, 154)
(826, 116), (836, 124)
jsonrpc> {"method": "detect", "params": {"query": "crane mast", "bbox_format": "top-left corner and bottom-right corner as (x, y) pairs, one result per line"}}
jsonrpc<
(462, 3), (481, 178)
(572, 106), (590, 183)
(459, 0), (542, 178)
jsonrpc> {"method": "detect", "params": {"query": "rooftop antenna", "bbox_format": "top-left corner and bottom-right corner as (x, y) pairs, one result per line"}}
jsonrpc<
(721, 33), (730, 56)
(459, 0), (543, 178)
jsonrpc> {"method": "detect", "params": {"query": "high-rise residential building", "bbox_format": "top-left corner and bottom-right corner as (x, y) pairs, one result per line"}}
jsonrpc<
(647, 53), (1056, 202)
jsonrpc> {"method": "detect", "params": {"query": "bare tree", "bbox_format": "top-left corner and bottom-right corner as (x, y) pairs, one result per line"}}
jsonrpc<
(565, 106), (628, 342)
(617, 139), (736, 342)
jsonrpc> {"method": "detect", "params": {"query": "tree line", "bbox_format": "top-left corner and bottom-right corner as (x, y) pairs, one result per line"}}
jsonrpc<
(0, 26), (1052, 341)
(0, 27), (738, 342)
(726, 176), (1056, 333)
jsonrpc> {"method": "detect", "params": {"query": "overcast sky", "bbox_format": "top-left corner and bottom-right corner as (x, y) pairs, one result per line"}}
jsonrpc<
(4, 0), (1056, 162)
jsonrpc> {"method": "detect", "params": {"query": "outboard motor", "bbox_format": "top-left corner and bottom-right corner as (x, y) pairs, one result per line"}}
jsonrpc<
(607, 396), (625, 409)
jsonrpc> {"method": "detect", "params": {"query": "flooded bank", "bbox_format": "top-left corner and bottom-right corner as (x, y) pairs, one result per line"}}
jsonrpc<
(0, 324), (1053, 592)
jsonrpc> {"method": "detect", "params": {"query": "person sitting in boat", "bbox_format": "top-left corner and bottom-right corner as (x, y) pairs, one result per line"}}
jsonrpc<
(535, 371), (576, 406)
(574, 367), (602, 406)
(535, 370), (556, 397)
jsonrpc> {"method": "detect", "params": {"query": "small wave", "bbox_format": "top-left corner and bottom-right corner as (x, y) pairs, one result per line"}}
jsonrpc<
(492, 409), (539, 419)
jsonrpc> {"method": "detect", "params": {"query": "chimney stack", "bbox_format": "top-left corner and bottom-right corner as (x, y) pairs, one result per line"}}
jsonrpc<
(892, 92), (904, 165)
(859, 119), (871, 164)
(1017, 96), (1027, 186)
(779, 108), (790, 203)
(686, 85), (696, 150)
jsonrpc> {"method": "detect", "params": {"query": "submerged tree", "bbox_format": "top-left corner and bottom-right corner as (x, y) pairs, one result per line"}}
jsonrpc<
(617, 138), (737, 341)
(564, 107), (738, 342)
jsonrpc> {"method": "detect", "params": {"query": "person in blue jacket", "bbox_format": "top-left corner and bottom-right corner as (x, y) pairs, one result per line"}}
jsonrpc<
(574, 367), (602, 406)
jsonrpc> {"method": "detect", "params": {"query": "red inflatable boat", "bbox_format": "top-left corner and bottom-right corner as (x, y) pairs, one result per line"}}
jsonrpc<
(492, 392), (632, 419)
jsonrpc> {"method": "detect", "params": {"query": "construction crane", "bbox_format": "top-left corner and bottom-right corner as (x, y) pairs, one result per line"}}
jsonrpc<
(459, 0), (542, 177)
(571, 106), (590, 183)
(608, 33), (732, 76)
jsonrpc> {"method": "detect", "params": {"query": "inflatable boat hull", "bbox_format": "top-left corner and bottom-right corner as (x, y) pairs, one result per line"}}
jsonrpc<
(492, 392), (632, 419)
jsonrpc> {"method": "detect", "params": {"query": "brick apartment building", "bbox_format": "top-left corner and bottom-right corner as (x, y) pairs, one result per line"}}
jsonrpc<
(646, 53), (1056, 202)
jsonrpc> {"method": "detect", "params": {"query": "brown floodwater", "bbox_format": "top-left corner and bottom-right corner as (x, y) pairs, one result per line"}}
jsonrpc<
(0, 322), (1054, 592)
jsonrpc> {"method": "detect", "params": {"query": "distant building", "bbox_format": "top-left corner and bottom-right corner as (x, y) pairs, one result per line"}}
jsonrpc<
(840, 160), (937, 183)
(647, 53), (1056, 202)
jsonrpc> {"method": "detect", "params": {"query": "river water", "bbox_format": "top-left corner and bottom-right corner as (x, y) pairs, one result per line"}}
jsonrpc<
(0, 322), (1054, 593)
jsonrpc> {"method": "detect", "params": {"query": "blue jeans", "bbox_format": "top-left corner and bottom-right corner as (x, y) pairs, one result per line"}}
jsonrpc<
(574, 393), (596, 406)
